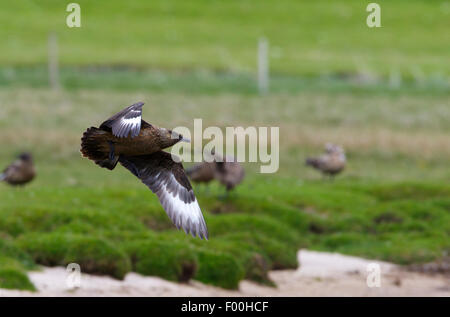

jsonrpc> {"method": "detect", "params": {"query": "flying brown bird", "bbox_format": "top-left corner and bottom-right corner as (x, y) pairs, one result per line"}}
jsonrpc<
(306, 143), (346, 179)
(0, 153), (36, 186)
(80, 102), (208, 239)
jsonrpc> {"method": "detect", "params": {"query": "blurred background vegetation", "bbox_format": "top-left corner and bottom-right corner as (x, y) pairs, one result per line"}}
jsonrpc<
(0, 0), (448, 291)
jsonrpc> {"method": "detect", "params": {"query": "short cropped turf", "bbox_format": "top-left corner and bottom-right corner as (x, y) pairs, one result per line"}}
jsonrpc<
(1, 0), (449, 77)
(0, 177), (449, 289)
(0, 0), (448, 289)
(0, 83), (448, 290)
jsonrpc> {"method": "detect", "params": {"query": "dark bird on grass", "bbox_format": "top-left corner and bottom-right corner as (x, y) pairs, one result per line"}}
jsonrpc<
(80, 102), (208, 239)
(0, 152), (36, 186)
(214, 155), (245, 192)
(187, 153), (245, 194)
(305, 143), (346, 179)
(186, 162), (216, 185)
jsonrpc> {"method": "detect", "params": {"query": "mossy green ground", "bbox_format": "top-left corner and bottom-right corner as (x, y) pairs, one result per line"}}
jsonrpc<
(0, 0), (448, 291)
(0, 84), (448, 290)
(0, 175), (449, 289)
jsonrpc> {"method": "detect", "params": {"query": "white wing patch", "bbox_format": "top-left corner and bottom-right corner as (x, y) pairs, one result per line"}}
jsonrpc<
(158, 175), (208, 239)
(117, 152), (209, 240)
(112, 115), (141, 138)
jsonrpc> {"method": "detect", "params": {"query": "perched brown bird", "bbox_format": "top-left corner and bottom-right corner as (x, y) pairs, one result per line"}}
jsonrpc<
(306, 143), (346, 179)
(214, 155), (245, 192)
(80, 102), (208, 239)
(186, 162), (216, 185)
(0, 153), (36, 186)
(187, 153), (245, 194)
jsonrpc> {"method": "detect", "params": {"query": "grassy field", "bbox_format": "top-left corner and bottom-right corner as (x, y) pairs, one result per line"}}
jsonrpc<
(0, 85), (449, 180)
(0, 0), (448, 292)
(0, 84), (448, 290)
(1, 0), (449, 77)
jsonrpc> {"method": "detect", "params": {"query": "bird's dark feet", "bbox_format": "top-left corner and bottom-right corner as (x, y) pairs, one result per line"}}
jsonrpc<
(95, 157), (119, 170)
(108, 141), (116, 161)
(218, 192), (229, 201)
(95, 141), (119, 170)
(218, 189), (234, 201)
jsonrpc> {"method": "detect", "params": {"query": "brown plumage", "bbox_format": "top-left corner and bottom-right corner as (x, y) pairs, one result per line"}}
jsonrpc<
(0, 153), (36, 186)
(187, 154), (245, 192)
(186, 162), (216, 184)
(214, 156), (245, 192)
(306, 143), (346, 178)
(81, 102), (184, 170)
(80, 102), (208, 239)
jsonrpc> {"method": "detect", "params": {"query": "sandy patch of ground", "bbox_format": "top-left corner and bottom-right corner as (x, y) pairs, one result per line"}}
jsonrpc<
(1, 250), (448, 297)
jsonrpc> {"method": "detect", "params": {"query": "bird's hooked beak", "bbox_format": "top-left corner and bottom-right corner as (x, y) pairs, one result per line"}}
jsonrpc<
(171, 130), (190, 143)
(180, 136), (191, 143)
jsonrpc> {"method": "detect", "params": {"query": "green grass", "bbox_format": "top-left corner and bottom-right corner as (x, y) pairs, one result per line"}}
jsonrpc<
(194, 249), (245, 289)
(16, 233), (132, 279)
(0, 86), (448, 182)
(0, 242), (36, 291)
(0, 1), (449, 78)
(123, 240), (198, 282)
(0, 0), (448, 292)
(0, 81), (448, 289)
(0, 268), (36, 291)
(0, 67), (448, 95)
(0, 178), (448, 289)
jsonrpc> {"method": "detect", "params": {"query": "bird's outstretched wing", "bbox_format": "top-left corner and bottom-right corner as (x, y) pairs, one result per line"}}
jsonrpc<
(100, 102), (144, 138)
(119, 151), (209, 239)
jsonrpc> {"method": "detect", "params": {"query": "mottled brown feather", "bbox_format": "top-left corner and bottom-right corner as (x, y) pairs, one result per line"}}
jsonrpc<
(1, 153), (35, 186)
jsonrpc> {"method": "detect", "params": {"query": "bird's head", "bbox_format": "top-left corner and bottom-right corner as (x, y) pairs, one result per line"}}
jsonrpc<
(18, 152), (33, 162)
(168, 130), (190, 143)
(160, 128), (190, 147)
(324, 143), (335, 153)
(325, 143), (345, 155)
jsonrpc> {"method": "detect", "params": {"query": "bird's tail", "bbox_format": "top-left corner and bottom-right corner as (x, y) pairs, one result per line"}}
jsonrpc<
(81, 127), (107, 160)
(0, 173), (5, 181)
(81, 127), (118, 170)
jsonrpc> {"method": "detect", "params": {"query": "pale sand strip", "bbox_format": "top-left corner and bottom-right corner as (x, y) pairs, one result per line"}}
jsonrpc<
(1, 250), (448, 297)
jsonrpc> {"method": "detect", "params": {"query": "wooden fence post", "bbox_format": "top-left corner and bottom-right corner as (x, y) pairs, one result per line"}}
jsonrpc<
(258, 37), (269, 94)
(48, 32), (60, 90)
